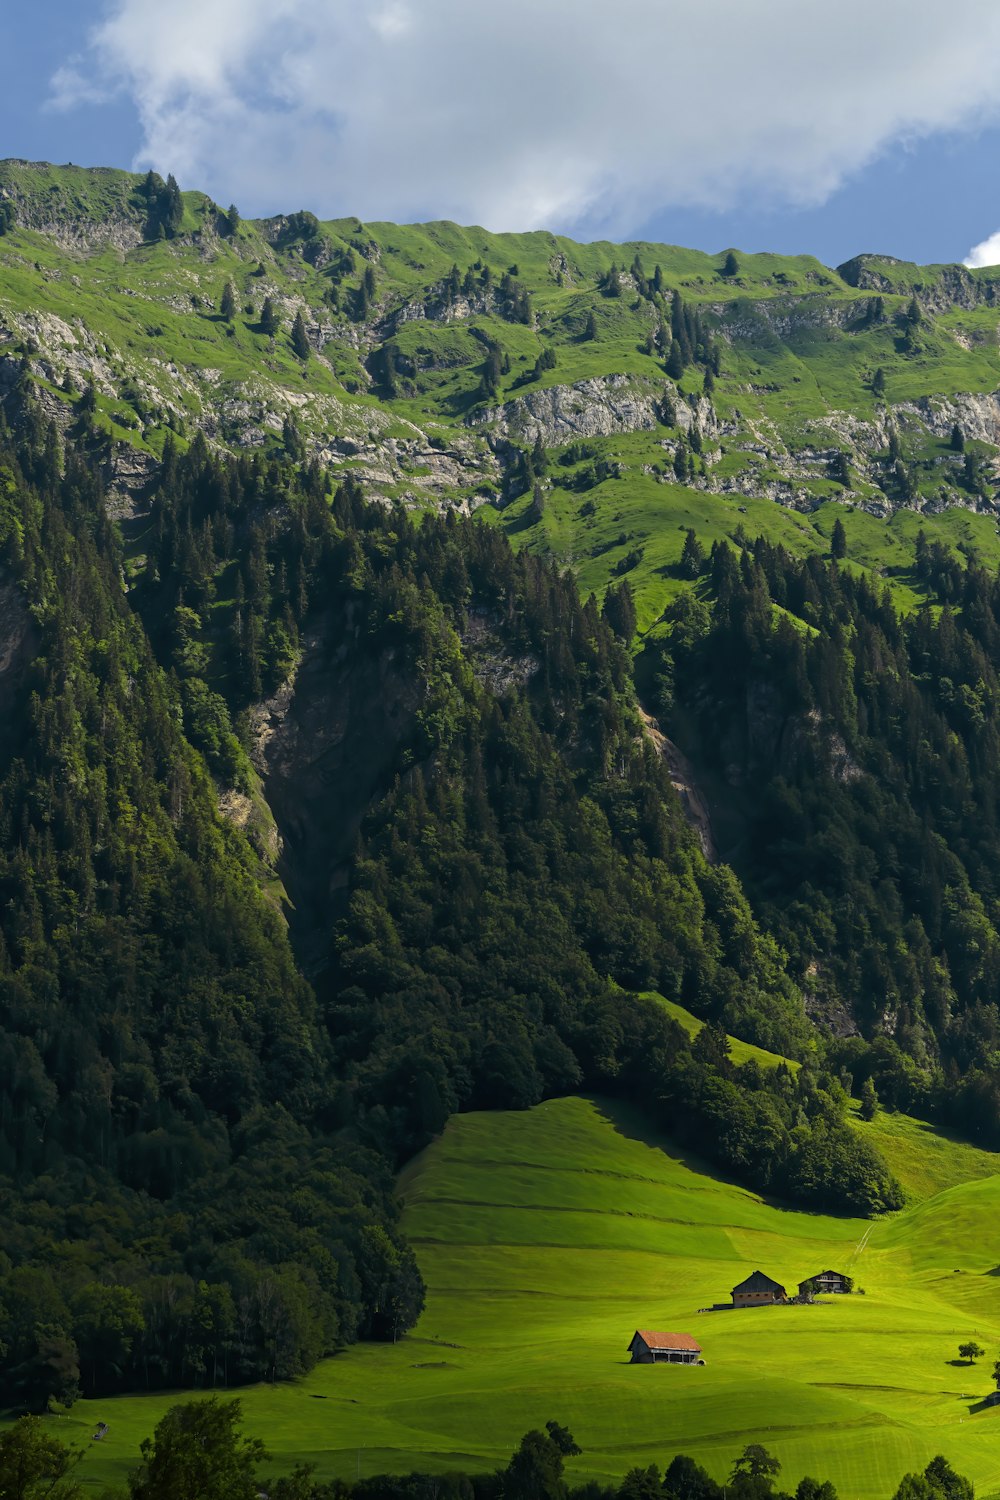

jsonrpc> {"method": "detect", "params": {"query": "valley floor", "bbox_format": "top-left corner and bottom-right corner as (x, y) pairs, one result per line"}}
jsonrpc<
(46, 1093), (1000, 1497)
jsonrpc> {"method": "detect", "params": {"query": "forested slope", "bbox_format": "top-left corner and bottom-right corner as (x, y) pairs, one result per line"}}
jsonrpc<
(5, 163), (1000, 1411)
(0, 398), (906, 1411)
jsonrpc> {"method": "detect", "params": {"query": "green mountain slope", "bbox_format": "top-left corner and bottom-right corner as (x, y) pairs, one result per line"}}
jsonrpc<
(6, 159), (1000, 1437)
(40, 1096), (1000, 1496)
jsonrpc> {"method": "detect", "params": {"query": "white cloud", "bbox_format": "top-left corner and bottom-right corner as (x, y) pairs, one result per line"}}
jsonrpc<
(49, 0), (1000, 236)
(965, 230), (1000, 268)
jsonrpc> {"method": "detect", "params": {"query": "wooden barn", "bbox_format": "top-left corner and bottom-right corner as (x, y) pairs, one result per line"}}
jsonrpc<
(798, 1270), (852, 1296)
(628, 1330), (702, 1364)
(731, 1270), (786, 1306)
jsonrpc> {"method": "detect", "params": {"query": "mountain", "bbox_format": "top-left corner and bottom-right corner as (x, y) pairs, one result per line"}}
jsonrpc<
(1, 161), (1000, 1415)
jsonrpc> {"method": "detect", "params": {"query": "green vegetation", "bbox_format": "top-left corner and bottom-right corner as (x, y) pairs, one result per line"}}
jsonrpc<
(645, 534), (1000, 1153)
(37, 1097), (1000, 1496)
(7, 162), (1000, 1483)
(0, 408), (905, 1418)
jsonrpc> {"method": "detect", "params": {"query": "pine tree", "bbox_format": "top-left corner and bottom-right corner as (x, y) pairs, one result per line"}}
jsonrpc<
(871, 367), (886, 397)
(963, 451), (981, 494)
(220, 282), (236, 322)
(721, 250), (740, 277)
(830, 452), (851, 488)
(163, 174), (183, 235)
(831, 517), (847, 560)
(680, 528), (704, 578)
(226, 203), (240, 234)
(602, 580), (637, 643)
(260, 297), (279, 337)
(666, 339), (685, 381)
(291, 310), (310, 360)
(859, 1076), (878, 1121)
(950, 423), (965, 453)
(584, 310), (598, 341)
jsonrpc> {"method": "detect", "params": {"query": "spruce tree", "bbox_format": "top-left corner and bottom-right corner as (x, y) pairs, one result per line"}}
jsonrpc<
(291, 310), (310, 360)
(163, 174), (183, 235)
(950, 423), (965, 453)
(602, 580), (637, 643)
(721, 250), (740, 277)
(260, 297), (279, 337)
(831, 517), (847, 560)
(666, 339), (685, 381)
(584, 310), (598, 341)
(680, 527), (704, 577)
(871, 367), (886, 397)
(830, 452), (851, 488)
(220, 282), (236, 322)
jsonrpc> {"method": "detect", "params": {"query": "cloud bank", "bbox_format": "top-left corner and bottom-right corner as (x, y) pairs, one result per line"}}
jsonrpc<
(52, 0), (1000, 237)
(965, 230), (1000, 268)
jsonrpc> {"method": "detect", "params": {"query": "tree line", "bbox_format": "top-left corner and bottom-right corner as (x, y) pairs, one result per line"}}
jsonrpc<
(0, 1401), (973, 1500)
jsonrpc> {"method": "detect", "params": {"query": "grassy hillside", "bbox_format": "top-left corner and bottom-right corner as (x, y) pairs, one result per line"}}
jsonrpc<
(40, 1097), (1000, 1496)
(5, 159), (1000, 623)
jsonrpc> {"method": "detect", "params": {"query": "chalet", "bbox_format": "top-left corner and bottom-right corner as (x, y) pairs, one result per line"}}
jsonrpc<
(798, 1270), (852, 1296)
(628, 1330), (703, 1365)
(731, 1270), (786, 1306)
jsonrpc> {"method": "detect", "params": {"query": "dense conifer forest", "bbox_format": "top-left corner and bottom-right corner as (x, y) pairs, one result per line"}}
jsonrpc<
(0, 403), (907, 1409)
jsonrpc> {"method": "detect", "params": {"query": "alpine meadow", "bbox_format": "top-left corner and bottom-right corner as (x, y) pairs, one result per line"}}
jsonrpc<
(4, 155), (1000, 1498)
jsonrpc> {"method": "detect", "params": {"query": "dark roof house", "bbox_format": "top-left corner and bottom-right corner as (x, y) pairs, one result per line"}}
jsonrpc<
(798, 1270), (852, 1296)
(732, 1270), (786, 1306)
(628, 1330), (703, 1364)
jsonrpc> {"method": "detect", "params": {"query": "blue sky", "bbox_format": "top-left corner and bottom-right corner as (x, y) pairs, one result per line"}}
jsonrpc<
(5, 0), (1000, 268)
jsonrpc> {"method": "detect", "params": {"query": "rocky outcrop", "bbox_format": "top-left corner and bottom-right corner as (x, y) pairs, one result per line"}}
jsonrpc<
(0, 572), (39, 753)
(638, 707), (717, 862)
(716, 294), (863, 342)
(475, 374), (717, 447)
(837, 254), (1000, 312)
(247, 609), (424, 975)
(462, 610), (539, 695)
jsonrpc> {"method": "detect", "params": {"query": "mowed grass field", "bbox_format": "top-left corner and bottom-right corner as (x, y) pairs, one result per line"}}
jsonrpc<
(45, 1095), (1000, 1497)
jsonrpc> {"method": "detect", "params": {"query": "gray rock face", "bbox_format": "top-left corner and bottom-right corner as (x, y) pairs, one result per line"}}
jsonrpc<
(0, 572), (39, 754)
(247, 608), (423, 975)
(474, 374), (716, 448)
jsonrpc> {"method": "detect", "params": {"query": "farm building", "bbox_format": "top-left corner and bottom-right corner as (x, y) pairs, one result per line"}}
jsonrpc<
(732, 1270), (786, 1306)
(798, 1270), (852, 1296)
(628, 1330), (703, 1364)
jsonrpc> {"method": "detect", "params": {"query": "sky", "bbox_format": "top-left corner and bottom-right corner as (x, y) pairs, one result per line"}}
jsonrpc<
(6, 0), (1000, 268)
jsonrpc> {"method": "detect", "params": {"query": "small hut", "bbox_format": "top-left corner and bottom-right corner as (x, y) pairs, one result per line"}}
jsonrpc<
(628, 1330), (702, 1364)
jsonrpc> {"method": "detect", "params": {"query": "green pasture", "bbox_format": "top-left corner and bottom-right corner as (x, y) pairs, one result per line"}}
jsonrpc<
(45, 1096), (1000, 1497)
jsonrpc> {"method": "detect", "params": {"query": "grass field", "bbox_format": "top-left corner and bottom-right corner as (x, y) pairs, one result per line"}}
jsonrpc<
(44, 1096), (1000, 1497)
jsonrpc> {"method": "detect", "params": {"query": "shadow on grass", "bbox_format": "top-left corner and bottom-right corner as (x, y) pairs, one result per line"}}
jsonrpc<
(591, 1092), (876, 1223)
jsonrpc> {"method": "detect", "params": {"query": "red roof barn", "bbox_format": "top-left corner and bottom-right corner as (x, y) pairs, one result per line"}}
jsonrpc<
(628, 1330), (703, 1364)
